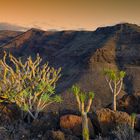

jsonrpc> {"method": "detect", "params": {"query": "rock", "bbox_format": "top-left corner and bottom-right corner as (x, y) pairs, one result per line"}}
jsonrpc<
(11, 122), (30, 140)
(117, 94), (140, 114)
(60, 114), (95, 138)
(0, 127), (10, 140)
(135, 114), (140, 131)
(31, 112), (59, 133)
(14, 128), (30, 140)
(43, 130), (65, 140)
(59, 109), (80, 116)
(65, 135), (80, 140)
(94, 108), (132, 136)
(0, 102), (20, 124)
(110, 124), (135, 140)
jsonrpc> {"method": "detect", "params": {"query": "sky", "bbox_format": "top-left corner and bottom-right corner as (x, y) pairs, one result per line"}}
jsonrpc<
(0, 0), (140, 30)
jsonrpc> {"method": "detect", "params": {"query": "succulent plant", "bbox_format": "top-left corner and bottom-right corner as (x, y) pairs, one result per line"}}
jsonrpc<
(0, 51), (62, 122)
(71, 85), (94, 140)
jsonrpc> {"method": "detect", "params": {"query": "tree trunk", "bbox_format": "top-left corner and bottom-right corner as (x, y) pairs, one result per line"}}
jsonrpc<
(113, 82), (117, 111)
(113, 95), (116, 111)
(82, 112), (89, 140)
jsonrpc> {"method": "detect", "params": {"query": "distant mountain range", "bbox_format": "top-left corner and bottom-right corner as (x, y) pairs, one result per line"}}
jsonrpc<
(0, 23), (140, 110)
(0, 22), (28, 31)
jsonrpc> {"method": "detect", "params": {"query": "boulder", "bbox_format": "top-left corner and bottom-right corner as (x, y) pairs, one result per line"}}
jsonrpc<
(117, 94), (140, 114)
(60, 114), (95, 138)
(31, 112), (59, 134)
(94, 108), (132, 135)
(43, 130), (65, 140)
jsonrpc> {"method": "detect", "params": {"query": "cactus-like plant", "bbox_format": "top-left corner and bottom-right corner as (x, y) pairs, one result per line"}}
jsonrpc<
(103, 68), (126, 111)
(0, 51), (62, 122)
(71, 85), (94, 140)
(131, 113), (136, 129)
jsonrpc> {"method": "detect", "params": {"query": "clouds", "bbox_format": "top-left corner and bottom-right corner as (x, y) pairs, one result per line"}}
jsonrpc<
(0, 0), (140, 30)
(0, 22), (28, 31)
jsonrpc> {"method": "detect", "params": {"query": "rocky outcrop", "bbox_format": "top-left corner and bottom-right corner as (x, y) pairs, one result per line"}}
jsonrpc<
(60, 114), (95, 138)
(94, 108), (132, 135)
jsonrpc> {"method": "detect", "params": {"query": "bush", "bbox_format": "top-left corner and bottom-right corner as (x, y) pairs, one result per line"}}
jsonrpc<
(111, 124), (134, 140)
(0, 52), (62, 122)
(95, 124), (140, 140)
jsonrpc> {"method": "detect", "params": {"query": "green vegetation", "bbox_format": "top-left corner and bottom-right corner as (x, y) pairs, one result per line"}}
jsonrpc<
(103, 68), (126, 111)
(131, 113), (136, 129)
(0, 51), (62, 122)
(71, 85), (94, 140)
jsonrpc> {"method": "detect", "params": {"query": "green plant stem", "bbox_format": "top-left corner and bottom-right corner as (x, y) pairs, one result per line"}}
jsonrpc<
(82, 112), (89, 140)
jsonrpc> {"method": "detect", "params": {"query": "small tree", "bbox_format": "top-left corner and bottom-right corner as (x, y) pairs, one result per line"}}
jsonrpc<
(0, 51), (62, 122)
(103, 68), (126, 111)
(71, 85), (94, 140)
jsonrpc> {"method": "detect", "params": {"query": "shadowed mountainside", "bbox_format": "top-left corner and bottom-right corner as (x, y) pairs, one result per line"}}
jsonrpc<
(0, 23), (140, 110)
(0, 30), (22, 46)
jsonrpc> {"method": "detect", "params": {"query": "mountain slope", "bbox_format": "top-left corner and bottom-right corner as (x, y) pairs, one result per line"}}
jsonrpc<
(0, 30), (22, 46)
(0, 23), (140, 110)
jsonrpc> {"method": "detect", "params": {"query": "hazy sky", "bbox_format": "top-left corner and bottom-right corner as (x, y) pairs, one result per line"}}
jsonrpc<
(0, 0), (140, 30)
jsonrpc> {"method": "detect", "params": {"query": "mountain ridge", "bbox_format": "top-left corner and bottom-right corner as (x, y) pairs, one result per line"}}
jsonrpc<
(0, 23), (140, 110)
(95, 23), (140, 34)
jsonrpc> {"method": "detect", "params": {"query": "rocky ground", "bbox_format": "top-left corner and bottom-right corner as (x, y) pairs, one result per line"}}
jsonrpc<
(0, 94), (140, 140)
